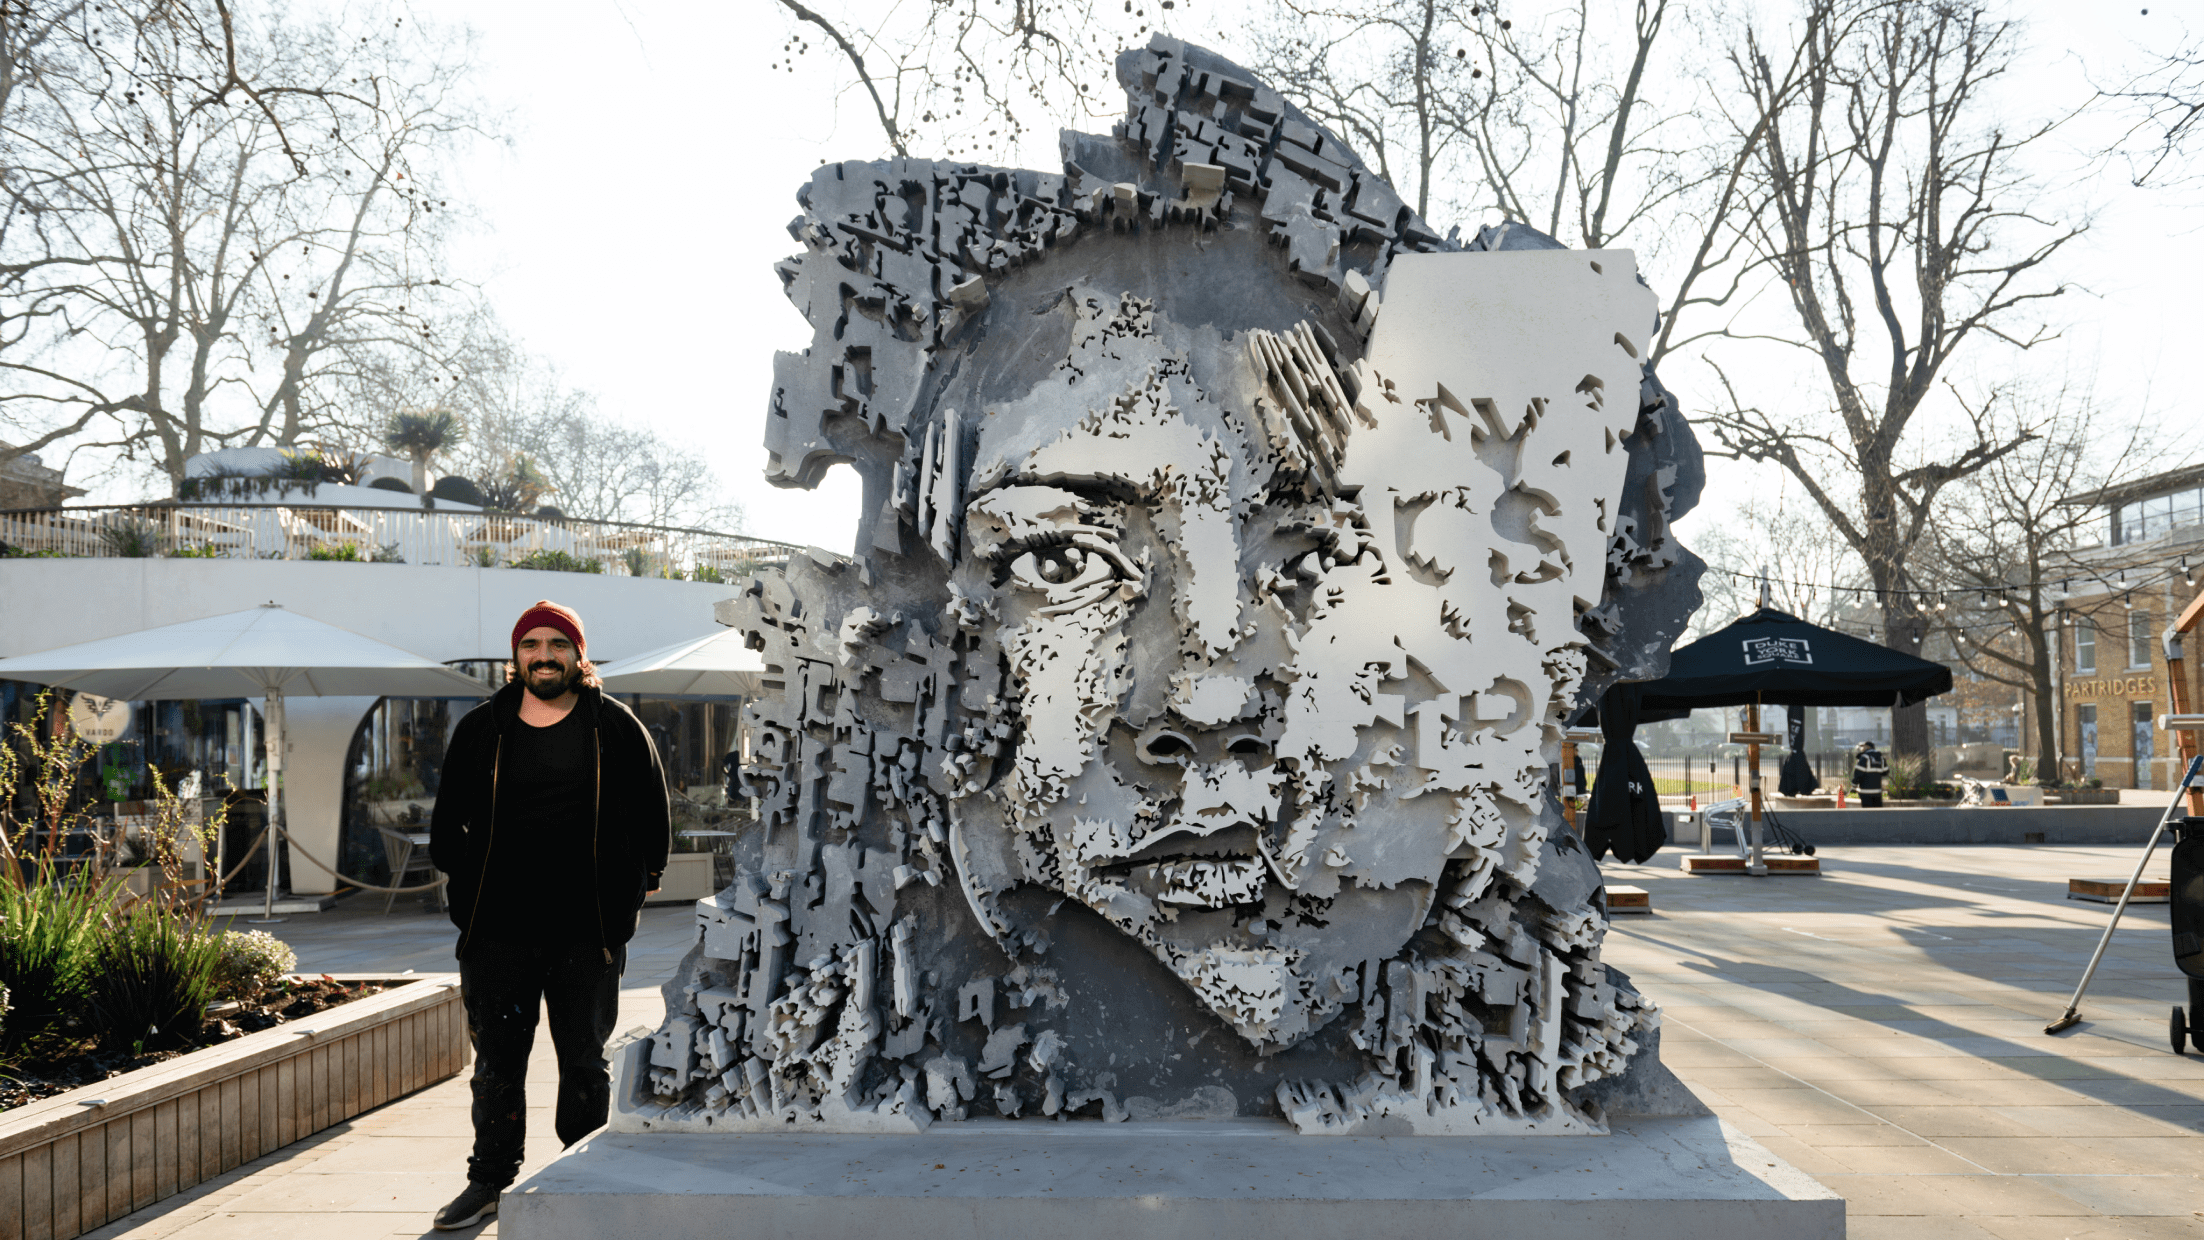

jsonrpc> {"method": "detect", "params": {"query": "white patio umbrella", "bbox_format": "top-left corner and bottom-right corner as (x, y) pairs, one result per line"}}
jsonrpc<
(0, 603), (489, 918)
(595, 627), (765, 698)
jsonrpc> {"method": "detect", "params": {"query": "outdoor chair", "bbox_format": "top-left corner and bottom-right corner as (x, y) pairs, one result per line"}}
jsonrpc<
(373, 821), (445, 914)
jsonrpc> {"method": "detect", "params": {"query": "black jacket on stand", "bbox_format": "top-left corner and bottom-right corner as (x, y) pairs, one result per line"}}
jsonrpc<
(1584, 683), (1666, 864)
(430, 681), (671, 961)
(1779, 707), (1820, 796)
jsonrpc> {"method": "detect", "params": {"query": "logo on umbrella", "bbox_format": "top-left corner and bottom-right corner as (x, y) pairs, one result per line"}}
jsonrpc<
(1742, 637), (1813, 666)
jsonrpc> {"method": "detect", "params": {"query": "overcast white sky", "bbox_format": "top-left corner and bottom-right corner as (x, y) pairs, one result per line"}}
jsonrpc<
(401, 1), (2198, 558)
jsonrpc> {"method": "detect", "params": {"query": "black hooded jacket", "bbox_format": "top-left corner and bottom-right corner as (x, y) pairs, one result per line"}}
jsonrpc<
(429, 681), (670, 960)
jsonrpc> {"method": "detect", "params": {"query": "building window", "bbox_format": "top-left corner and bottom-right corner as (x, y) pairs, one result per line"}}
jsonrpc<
(2074, 619), (2096, 674)
(2116, 484), (2204, 545)
(2130, 610), (2154, 670)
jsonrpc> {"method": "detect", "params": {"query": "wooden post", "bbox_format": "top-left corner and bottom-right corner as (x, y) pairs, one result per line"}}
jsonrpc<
(1747, 702), (1768, 875)
(2171, 587), (2204, 817)
(1560, 738), (1579, 833)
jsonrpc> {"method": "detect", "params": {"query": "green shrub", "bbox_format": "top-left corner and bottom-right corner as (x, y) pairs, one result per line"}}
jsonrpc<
(99, 518), (165, 558)
(276, 448), (331, 484)
(0, 864), (106, 1049)
(307, 541), (365, 562)
(1886, 755), (1932, 799)
(85, 904), (223, 1053)
(167, 543), (226, 558)
(512, 549), (602, 574)
(367, 475), (414, 494)
(691, 563), (725, 583)
(431, 474), (487, 506)
(210, 929), (297, 1002)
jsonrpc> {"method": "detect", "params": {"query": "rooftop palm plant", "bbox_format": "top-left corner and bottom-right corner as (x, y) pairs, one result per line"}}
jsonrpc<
(383, 409), (465, 498)
(480, 454), (552, 513)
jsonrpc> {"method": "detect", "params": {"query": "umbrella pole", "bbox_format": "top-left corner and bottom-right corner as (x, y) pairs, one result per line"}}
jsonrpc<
(251, 689), (286, 924)
(1747, 702), (1768, 876)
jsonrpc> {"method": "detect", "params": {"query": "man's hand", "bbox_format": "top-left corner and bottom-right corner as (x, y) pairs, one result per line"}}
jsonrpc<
(645, 871), (662, 896)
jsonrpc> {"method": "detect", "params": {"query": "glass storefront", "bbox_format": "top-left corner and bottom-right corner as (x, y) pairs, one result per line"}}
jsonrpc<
(336, 669), (750, 897)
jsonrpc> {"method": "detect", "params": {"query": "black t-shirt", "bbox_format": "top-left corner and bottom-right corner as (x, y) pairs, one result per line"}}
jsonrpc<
(472, 704), (597, 945)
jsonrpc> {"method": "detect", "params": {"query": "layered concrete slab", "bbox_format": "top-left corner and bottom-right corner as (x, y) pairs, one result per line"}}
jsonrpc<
(499, 1117), (1843, 1239)
(1759, 805), (2163, 845)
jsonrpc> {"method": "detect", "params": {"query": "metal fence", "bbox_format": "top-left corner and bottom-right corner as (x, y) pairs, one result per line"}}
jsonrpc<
(0, 503), (798, 579)
(1576, 747), (1855, 799)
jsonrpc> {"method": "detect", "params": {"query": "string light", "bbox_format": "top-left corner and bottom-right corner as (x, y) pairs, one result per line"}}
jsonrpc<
(1712, 564), (2188, 600)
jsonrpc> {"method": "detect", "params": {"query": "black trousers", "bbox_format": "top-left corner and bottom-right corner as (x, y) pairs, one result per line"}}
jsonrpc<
(457, 936), (624, 1189)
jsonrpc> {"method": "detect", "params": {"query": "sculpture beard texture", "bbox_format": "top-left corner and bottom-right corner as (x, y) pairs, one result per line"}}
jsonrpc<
(627, 36), (1707, 1137)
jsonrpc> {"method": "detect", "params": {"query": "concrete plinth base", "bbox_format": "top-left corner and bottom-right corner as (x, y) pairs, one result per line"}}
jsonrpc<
(501, 1116), (1844, 1239)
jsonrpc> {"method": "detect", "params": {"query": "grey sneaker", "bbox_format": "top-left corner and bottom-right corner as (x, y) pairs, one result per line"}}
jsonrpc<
(432, 1181), (500, 1230)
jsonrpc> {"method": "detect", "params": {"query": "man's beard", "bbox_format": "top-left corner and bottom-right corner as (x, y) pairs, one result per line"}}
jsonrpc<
(524, 660), (579, 700)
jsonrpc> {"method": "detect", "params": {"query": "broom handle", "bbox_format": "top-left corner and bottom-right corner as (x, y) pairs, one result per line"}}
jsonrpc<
(2046, 755), (2203, 1035)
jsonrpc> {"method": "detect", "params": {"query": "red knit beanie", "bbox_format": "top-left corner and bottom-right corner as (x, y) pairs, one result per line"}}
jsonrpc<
(512, 600), (586, 658)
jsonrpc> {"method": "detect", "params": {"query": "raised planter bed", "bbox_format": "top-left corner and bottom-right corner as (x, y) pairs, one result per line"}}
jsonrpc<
(0, 973), (466, 1240)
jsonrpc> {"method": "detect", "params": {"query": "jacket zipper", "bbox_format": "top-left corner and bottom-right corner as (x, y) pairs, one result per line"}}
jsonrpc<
(461, 733), (503, 958)
(593, 711), (609, 964)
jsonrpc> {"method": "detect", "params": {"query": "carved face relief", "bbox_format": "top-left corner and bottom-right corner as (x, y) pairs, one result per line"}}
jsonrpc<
(942, 260), (1651, 1050)
(622, 37), (1701, 1140)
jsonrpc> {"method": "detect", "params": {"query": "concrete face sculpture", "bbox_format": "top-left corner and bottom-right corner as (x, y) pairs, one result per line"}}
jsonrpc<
(619, 36), (1705, 1137)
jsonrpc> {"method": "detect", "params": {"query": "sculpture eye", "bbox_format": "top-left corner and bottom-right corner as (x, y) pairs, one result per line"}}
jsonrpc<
(1029, 544), (1086, 584)
(1002, 534), (1140, 612)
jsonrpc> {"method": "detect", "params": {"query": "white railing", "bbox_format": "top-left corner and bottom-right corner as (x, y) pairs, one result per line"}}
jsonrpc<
(0, 503), (797, 580)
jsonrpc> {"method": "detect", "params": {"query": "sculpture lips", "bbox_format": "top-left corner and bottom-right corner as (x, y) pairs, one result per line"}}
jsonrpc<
(1148, 856), (1268, 907)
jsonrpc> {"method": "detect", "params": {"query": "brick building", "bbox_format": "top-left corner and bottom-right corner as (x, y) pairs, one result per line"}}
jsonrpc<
(0, 445), (85, 509)
(2054, 464), (2204, 789)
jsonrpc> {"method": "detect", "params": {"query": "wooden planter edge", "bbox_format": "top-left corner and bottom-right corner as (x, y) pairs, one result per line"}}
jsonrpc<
(0, 974), (460, 1161)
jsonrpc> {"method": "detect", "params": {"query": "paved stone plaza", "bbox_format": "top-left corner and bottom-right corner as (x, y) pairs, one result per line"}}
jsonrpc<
(75, 843), (2202, 1238)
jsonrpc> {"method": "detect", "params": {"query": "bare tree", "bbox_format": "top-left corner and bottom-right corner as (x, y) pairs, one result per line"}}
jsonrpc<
(1248, 0), (1683, 241)
(0, 1), (482, 491)
(1695, 1), (2082, 760)
(1917, 390), (2157, 778)
(2100, 29), (2204, 187)
(763, 0), (1157, 164)
(1682, 480), (1867, 637)
(338, 317), (749, 532)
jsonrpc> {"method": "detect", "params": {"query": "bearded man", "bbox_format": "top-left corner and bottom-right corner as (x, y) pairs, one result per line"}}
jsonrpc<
(428, 599), (670, 1230)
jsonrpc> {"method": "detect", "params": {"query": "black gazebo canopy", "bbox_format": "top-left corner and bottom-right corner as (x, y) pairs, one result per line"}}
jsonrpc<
(1576, 606), (1952, 864)
(1636, 605), (1953, 712)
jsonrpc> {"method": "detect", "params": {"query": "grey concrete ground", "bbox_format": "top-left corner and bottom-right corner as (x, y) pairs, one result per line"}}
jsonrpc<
(1603, 842), (2203, 1239)
(81, 844), (2204, 1238)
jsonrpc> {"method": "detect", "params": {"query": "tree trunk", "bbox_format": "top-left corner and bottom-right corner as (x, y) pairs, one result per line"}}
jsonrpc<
(1883, 602), (1931, 761)
(2031, 643), (2060, 782)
